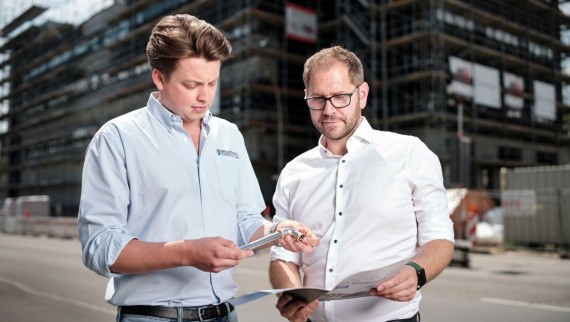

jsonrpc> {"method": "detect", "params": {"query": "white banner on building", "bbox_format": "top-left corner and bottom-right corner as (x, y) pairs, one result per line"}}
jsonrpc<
(503, 72), (524, 110)
(448, 56), (473, 99)
(474, 64), (500, 109)
(533, 80), (556, 121)
(286, 2), (317, 44)
(449, 57), (500, 108)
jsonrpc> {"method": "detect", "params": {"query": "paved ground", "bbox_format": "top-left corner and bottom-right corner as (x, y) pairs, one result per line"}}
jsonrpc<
(1, 234), (569, 321)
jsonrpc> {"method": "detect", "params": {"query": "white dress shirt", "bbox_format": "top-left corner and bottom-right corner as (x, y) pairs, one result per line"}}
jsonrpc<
(270, 117), (454, 322)
(78, 92), (266, 307)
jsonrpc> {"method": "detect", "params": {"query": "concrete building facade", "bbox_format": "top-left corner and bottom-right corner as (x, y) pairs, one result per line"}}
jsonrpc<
(1, 0), (569, 216)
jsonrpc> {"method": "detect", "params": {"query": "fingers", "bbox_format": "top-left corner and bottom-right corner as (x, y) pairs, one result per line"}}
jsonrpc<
(280, 235), (314, 253)
(370, 284), (416, 302)
(212, 237), (253, 259)
(192, 237), (253, 272)
(370, 266), (418, 302)
(276, 294), (319, 322)
(275, 293), (294, 311)
(297, 233), (320, 248)
(277, 221), (320, 253)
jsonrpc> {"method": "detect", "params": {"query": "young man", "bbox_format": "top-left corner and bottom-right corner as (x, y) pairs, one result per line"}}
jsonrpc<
(269, 46), (454, 322)
(77, 14), (318, 322)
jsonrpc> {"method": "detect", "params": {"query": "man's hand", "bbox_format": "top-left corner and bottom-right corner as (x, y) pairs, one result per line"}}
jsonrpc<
(369, 264), (418, 302)
(185, 237), (253, 272)
(275, 293), (319, 322)
(275, 220), (320, 253)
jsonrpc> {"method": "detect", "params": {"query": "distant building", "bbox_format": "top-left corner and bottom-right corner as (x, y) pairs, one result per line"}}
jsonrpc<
(1, 0), (569, 216)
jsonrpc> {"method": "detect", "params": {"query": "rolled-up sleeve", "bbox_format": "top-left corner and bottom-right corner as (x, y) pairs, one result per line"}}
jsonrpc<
(77, 125), (137, 277)
(409, 137), (454, 246)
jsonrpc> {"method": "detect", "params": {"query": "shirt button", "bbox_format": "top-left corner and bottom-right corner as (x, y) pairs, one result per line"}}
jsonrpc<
(339, 184), (343, 188)
(329, 268), (334, 273)
(334, 239), (338, 243)
(338, 212), (343, 216)
(342, 160), (346, 163)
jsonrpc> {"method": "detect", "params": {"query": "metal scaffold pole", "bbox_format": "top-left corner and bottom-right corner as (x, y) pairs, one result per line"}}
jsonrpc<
(380, 1), (388, 131)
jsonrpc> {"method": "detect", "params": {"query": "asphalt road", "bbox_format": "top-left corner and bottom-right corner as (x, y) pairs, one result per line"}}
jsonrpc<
(1, 233), (569, 322)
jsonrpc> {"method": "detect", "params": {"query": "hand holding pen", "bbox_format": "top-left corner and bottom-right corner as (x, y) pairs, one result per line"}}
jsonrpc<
(242, 220), (320, 253)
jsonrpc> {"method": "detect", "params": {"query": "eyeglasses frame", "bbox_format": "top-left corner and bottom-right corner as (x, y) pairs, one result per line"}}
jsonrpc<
(304, 84), (362, 111)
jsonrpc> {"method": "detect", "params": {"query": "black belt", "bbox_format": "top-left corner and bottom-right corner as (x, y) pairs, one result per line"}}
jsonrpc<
(308, 311), (419, 322)
(120, 302), (234, 321)
(388, 311), (420, 322)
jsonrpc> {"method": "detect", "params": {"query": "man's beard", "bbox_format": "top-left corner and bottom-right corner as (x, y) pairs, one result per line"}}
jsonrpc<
(315, 94), (361, 140)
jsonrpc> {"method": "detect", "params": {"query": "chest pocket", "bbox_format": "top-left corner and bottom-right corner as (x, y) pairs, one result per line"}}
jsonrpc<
(213, 154), (241, 201)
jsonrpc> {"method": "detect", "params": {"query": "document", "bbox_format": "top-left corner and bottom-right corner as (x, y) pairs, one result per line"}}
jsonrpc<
(230, 259), (407, 306)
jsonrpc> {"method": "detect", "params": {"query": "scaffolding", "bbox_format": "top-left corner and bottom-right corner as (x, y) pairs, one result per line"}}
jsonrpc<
(318, 0), (570, 188)
(0, 0), (569, 215)
(405, 1), (567, 188)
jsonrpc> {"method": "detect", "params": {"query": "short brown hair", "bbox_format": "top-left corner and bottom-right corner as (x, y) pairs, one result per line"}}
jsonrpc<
(302, 46), (364, 88)
(146, 14), (232, 78)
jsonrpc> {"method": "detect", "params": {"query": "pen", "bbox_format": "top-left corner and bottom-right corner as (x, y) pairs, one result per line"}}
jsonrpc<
(240, 228), (305, 250)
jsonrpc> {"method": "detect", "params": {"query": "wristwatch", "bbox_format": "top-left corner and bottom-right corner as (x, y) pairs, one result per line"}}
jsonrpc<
(406, 262), (426, 290)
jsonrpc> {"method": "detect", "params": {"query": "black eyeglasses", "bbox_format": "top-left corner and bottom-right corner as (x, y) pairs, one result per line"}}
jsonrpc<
(304, 85), (360, 111)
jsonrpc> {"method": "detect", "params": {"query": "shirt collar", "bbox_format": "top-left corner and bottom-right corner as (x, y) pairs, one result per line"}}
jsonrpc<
(352, 116), (373, 143)
(147, 92), (212, 132)
(317, 116), (374, 157)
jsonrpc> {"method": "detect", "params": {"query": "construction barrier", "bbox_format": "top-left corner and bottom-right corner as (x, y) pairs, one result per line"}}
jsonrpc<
(0, 215), (78, 239)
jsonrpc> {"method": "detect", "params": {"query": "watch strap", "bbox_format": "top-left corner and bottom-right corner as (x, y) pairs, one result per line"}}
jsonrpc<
(406, 261), (426, 290)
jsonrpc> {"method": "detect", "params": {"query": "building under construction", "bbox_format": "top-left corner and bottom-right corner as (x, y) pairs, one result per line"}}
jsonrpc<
(1, 0), (569, 216)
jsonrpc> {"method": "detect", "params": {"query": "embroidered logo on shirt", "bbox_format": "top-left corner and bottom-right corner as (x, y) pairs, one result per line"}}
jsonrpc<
(217, 149), (240, 159)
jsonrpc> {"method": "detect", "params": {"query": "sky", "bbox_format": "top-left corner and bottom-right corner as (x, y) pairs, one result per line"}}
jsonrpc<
(0, 0), (113, 32)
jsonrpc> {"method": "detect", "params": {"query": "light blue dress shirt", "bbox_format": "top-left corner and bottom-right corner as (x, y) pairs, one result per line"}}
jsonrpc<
(78, 93), (266, 307)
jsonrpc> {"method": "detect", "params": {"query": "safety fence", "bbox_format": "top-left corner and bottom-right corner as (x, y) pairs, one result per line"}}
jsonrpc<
(0, 215), (78, 239)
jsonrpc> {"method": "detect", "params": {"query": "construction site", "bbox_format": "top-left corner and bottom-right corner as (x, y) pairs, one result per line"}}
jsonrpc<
(1, 0), (569, 217)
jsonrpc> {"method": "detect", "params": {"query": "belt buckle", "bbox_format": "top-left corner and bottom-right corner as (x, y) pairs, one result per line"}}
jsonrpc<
(197, 306), (208, 322)
(197, 305), (218, 322)
(197, 303), (229, 322)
